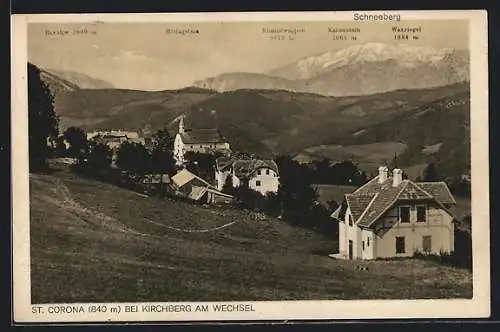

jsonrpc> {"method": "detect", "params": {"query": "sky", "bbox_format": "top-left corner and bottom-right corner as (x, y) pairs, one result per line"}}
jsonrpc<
(28, 20), (469, 91)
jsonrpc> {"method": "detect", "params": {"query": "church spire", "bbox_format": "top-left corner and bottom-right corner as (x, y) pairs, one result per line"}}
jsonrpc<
(178, 115), (185, 134)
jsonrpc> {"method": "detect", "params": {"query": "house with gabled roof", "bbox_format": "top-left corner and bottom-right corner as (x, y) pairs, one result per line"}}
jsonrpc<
(173, 116), (231, 166)
(215, 156), (280, 196)
(331, 166), (457, 260)
(171, 168), (233, 204)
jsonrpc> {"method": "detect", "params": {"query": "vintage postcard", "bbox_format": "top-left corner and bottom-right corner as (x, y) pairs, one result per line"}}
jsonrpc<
(11, 10), (489, 323)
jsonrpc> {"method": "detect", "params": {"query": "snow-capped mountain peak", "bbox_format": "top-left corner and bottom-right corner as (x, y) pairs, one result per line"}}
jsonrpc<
(270, 42), (463, 80)
(191, 42), (469, 97)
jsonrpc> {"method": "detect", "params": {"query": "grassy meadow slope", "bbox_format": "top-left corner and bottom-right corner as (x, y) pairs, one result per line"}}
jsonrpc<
(30, 165), (472, 302)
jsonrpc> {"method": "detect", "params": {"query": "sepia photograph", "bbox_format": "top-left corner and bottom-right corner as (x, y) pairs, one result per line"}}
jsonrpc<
(11, 11), (489, 322)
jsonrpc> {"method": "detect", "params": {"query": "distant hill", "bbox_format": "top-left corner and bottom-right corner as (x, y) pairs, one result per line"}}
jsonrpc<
(37, 66), (115, 102)
(345, 90), (470, 178)
(193, 72), (299, 94)
(39, 69), (80, 95)
(45, 68), (115, 89)
(49, 76), (471, 178)
(53, 88), (217, 132)
(193, 43), (469, 96)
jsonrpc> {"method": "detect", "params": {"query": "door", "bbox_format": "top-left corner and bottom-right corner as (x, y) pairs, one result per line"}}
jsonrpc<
(348, 240), (353, 260)
(422, 236), (432, 253)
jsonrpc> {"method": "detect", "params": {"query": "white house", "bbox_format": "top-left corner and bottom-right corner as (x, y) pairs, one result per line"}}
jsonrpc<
(331, 166), (457, 260)
(215, 156), (280, 196)
(173, 116), (231, 166)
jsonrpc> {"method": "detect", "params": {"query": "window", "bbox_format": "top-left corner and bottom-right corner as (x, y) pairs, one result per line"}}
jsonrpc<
(362, 241), (365, 251)
(348, 214), (353, 226)
(417, 205), (427, 222)
(367, 237), (370, 247)
(422, 236), (432, 252)
(398, 206), (410, 223)
(256, 180), (261, 187)
(257, 169), (261, 175)
(266, 169), (270, 175)
(396, 236), (405, 254)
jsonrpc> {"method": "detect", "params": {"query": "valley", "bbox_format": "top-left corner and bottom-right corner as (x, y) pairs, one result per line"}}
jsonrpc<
(47, 80), (470, 180)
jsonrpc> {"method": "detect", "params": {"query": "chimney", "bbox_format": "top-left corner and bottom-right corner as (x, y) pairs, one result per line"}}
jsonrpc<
(378, 166), (388, 184)
(392, 168), (403, 187)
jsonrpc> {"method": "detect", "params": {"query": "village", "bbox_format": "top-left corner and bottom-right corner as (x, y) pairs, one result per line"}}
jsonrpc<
(24, 51), (475, 303)
(54, 113), (469, 263)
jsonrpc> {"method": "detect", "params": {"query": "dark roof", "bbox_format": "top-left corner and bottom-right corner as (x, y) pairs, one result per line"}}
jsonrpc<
(179, 129), (226, 144)
(346, 194), (376, 222)
(233, 160), (279, 179)
(216, 157), (279, 179)
(415, 182), (457, 205)
(336, 174), (456, 228)
(398, 181), (433, 201)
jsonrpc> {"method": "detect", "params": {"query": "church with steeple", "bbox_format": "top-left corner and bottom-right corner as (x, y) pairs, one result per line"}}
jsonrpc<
(173, 115), (231, 166)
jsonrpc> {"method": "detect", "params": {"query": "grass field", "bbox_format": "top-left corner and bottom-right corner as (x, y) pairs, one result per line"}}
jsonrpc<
(29, 165), (472, 303)
(302, 142), (408, 164)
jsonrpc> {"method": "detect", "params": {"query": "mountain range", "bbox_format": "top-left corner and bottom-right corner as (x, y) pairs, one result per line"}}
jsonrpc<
(40, 76), (469, 179)
(194, 42), (469, 96)
(32, 42), (471, 179)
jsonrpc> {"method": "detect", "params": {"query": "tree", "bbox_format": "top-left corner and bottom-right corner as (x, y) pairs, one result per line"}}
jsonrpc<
(308, 202), (337, 237)
(63, 126), (88, 161)
(449, 176), (471, 198)
(149, 128), (176, 175)
(312, 158), (331, 183)
(233, 179), (262, 211)
(152, 128), (173, 152)
(327, 199), (339, 213)
(86, 141), (113, 171)
(454, 214), (472, 270)
(116, 141), (150, 175)
(53, 135), (67, 157)
(263, 191), (281, 217)
(184, 151), (217, 181)
(276, 155), (319, 224)
(327, 160), (363, 185)
(423, 163), (440, 182)
(28, 63), (59, 171)
(222, 174), (235, 195)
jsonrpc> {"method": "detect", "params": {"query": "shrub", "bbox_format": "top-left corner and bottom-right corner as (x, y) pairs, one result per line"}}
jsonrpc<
(413, 247), (471, 270)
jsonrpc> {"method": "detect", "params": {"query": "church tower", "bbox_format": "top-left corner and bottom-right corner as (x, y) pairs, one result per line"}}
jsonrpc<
(178, 115), (185, 134)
